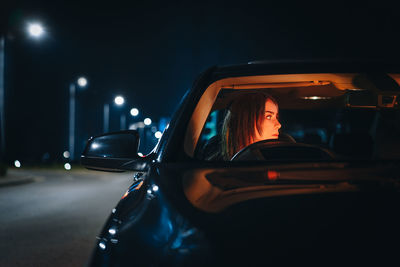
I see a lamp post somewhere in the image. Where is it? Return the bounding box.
[103,103,109,133]
[0,22,45,164]
[103,95,125,133]
[114,96,126,130]
[0,37,5,162]
[69,76,87,161]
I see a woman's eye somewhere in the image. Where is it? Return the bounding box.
[266,115,272,120]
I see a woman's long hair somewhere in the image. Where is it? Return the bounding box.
[221,92,278,160]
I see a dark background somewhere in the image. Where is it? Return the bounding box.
[1,0,399,163]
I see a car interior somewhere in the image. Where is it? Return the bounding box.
[183,73,400,162]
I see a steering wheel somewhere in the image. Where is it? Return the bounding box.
[231,137,335,161]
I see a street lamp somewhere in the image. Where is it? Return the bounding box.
[104,95,126,133]
[77,77,88,87]
[114,96,124,105]
[27,23,45,38]
[115,96,126,130]
[130,108,139,117]
[0,37,5,162]
[155,131,162,139]
[144,118,152,126]
[1,20,46,165]
[69,76,88,161]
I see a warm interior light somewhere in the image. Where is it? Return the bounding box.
[300,96,332,100]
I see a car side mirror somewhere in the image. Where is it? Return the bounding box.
[81,130,148,172]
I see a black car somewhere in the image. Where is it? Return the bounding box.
[82,60,400,266]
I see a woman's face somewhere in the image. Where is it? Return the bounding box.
[254,99,281,142]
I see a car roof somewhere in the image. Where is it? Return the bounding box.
[209,59,400,81]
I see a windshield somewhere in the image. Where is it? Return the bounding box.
[193,74,400,162]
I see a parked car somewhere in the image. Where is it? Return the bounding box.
[82,60,400,266]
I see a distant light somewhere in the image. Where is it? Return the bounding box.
[27,23,44,38]
[64,163,71,170]
[300,96,331,100]
[14,160,21,168]
[155,131,162,139]
[63,151,70,159]
[129,121,145,130]
[267,170,279,181]
[77,77,88,87]
[114,96,125,106]
[144,118,152,125]
[130,108,139,116]
[138,152,144,157]
[147,189,152,194]
[108,228,117,235]
[99,242,106,250]
[152,185,159,192]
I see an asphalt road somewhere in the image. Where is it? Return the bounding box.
[0,168,133,267]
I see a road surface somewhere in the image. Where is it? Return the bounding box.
[0,168,133,267]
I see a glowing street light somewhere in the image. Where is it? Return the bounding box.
[144,118,152,126]
[27,23,45,38]
[155,131,162,139]
[69,76,88,161]
[63,151,70,159]
[114,96,125,106]
[77,77,88,87]
[130,108,139,116]
[1,20,46,165]
[104,95,126,133]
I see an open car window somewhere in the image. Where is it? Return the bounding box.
[185,73,400,162]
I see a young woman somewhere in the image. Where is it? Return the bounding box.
[222,92,281,160]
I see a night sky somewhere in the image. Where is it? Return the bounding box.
[1,0,399,163]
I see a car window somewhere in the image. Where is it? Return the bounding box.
[191,74,400,162]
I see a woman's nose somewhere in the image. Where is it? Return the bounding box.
[275,119,281,129]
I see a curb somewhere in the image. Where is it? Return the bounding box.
[0,176,36,188]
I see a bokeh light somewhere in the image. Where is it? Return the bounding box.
[144,118,152,125]
[114,96,125,106]
[130,108,139,116]
[14,160,21,168]
[27,23,44,38]
[63,151,70,158]
[64,163,71,170]
[155,131,162,139]
[77,77,88,87]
